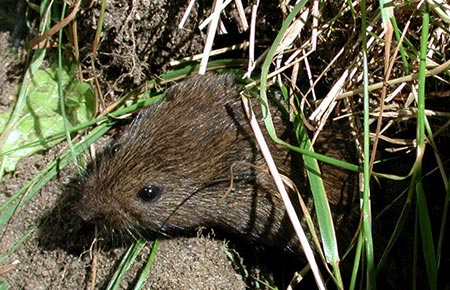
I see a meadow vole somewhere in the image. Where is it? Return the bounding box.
[74,73,417,288]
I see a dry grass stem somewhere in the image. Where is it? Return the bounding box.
[241,95,326,290]
[234,0,248,30]
[244,0,258,78]
[178,0,196,29]
[199,0,226,74]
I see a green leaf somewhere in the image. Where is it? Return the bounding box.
[0,112,8,133]
[0,63,95,173]
[0,281,9,290]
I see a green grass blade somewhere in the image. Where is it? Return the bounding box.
[0,227,36,264]
[296,119,342,285]
[57,1,79,168]
[106,239,147,290]
[416,181,437,289]
[416,3,437,289]
[133,239,160,290]
[361,0,376,288]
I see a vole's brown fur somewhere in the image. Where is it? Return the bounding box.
[75,74,416,288]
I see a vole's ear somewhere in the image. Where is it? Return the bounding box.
[137,182,163,202]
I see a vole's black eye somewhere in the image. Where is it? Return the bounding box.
[110,143,121,154]
[105,142,122,158]
[137,183,162,202]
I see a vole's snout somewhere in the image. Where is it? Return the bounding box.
[77,206,129,230]
[75,192,123,230]
[75,198,104,224]
[79,213,105,227]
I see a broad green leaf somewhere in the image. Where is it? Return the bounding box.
[0,112,8,133]
[0,281,9,290]
[0,63,95,172]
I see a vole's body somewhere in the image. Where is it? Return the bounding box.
[77,74,345,253]
[76,74,394,287]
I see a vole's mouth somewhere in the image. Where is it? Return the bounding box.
[76,206,97,222]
